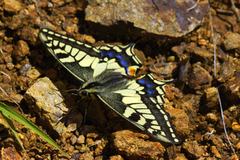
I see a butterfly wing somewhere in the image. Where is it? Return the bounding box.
[96,73,181,144]
[39,29,142,82]
[97,44,142,77]
[39,28,102,83]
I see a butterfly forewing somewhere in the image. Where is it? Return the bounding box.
[39,28,181,144]
[39,28,102,82]
[97,44,142,77]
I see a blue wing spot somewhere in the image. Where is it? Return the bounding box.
[146,89,155,96]
[116,54,123,59]
[146,83,154,88]
[137,78,147,84]
[107,51,115,58]
[101,51,107,58]
[120,59,128,67]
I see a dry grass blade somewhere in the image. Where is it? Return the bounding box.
[207,0,237,156]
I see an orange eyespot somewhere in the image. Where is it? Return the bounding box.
[127,66,136,76]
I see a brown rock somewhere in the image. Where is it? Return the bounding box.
[206,113,218,123]
[0,83,23,103]
[186,43,213,61]
[210,146,222,159]
[9,8,38,30]
[174,153,188,160]
[26,68,41,80]
[235,141,240,150]
[217,57,236,83]
[149,62,178,79]
[202,87,219,109]
[24,77,69,136]
[17,27,38,46]
[219,72,240,103]
[167,107,190,139]
[109,155,124,160]
[85,0,208,37]
[79,152,94,160]
[76,135,85,144]
[3,0,23,14]
[188,62,212,90]
[112,130,165,160]
[182,140,205,158]
[232,122,240,132]
[13,40,29,61]
[224,32,240,50]
[1,147,22,160]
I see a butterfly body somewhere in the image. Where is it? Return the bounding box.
[39,28,181,144]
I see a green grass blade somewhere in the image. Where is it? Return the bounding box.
[0,102,69,158]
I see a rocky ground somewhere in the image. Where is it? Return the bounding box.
[0,0,240,159]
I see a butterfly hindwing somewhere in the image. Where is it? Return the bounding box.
[96,73,181,144]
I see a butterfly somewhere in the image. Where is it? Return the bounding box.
[39,28,181,144]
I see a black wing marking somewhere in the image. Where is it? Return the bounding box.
[96,73,181,144]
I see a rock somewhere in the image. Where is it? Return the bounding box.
[76,135,85,144]
[24,77,69,136]
[232,122,240,132]
[26,68,41,80]
[186,42,213,61]
[9,7,38,30]
[79,152,94,160]
[149,62,177,79]
[85,0,208,37]
[166,107,190,139]
[182,140,205,158]
[1,147,22,159]
[202,87,219,109]
[235,141,240,150]
[210,146,222,159]
[112,130,165,159]
[17,27,38,46]
[206,113,218,123]
[12,40,29,61]
[217,57,236,83]
[171,42,187,59]
[188,62,212,90]
[0,83,24,103]
[219,72,240,103]
[3,0,23,14]
[174,153,188,160]
[109,155,124,160]
[224,32,240,50]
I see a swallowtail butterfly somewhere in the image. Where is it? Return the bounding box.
[39,28,181,144]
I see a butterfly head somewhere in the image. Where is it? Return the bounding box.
[78,81,101,98]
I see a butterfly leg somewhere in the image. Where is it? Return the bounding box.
[82,99,92,125]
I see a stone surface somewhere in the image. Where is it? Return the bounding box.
[1,147,22,160]
[224,32,240,50]
[3,0,23,14]
[182,140,205,158]
[85,0,208,37]
[24,77,70,136]
[112,130,165,159]
[188,62,212,90]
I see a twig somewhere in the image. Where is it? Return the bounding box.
[230,0,240,22]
